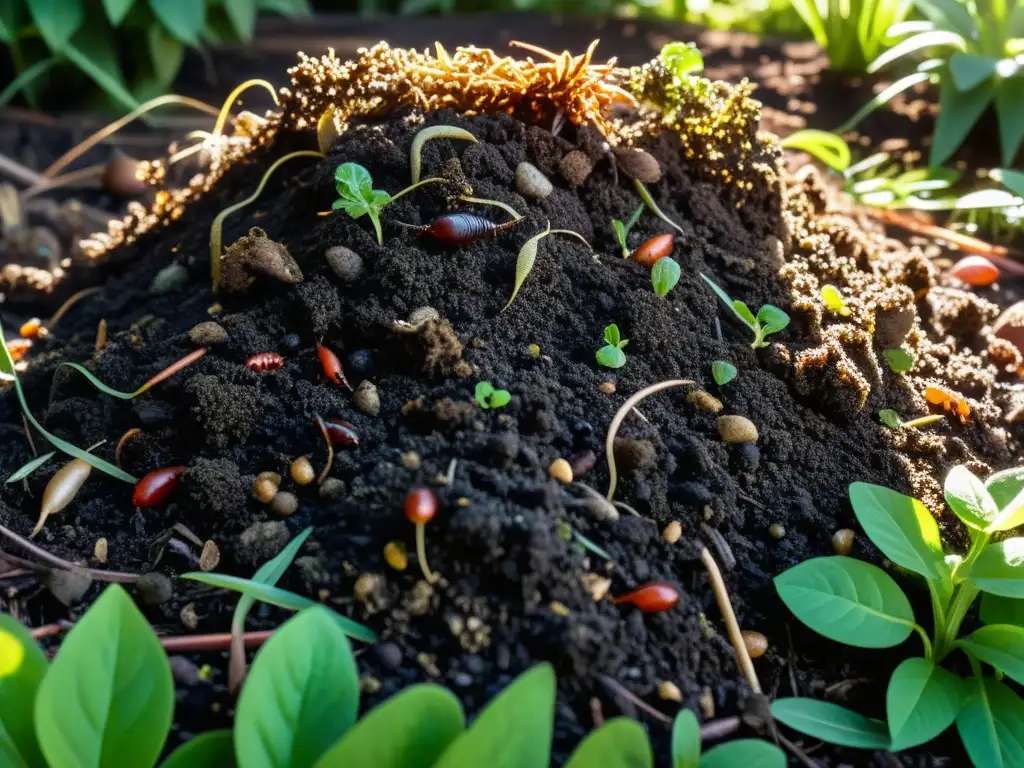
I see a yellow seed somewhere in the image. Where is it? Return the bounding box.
[384,541,408,571]
[686,389,723,413]
[742,630,769,659]
[550,601,570,616]
[717,415,758,444]
[252,472,280,504]
[199,540,220,571]
[35,458,92,538]
[401,451,421,469]
[93,537,108,563]
[549,458,573,484]
[529,343,541,358]
[663,521,682,544]
[657,681,682,702]
[768,523,786,540]
[832,528,855,556]
[291,456,315,485]
[457,496,470,507]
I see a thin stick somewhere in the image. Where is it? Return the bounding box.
[136,347,206,394]
[114,428,141,468]
[605,379,693,501]
[315,416,335,484]
[873,209,1024,271]
[21,163,105,199]
[161,629,273,653]
[46,286,102,330]
[95,319,107,351]
[21,414,37,456]
[596,674,673,725]
[0,523,138,582]
[460,195,523,221]
[700,716,742,742]
[635,179,686,237]
[700,523,736,571]
[700,546,761,694]
[0,151,46,187]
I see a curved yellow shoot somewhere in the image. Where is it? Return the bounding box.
[410,125,477,184]
[460,195,522,221]
[317,105,338,156]
[210,79,279,142]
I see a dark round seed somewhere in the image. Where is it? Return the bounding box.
[347,349,376,380]
[280,333,301,353]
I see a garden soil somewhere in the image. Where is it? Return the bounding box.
[1,74,1022,766]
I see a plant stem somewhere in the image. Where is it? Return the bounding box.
[389,177,445,204]
[912,623,934,661]
[369,210,384,245]
[415,523,437,583]
[934,581,980,662]
[634,179,685,237]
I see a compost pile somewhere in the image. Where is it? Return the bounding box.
[1,41,1021,765]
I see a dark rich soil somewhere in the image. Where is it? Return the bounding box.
[1,31,1023,768]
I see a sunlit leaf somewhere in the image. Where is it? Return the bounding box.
[956,678,1024,767]
[945,465,999,531]
[950,53,999,91]
[848,482,945,580]
[931,77,993,167]
[972,538,1024,597]
[867,30,967,74]
[781,129,851,172]
[564,717,652,768]
[958,624,1024,685]
[0,615,47,767]
[772,698,890,749]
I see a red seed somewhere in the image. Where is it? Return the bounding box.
[612,581,680,612]
[324,418,360,446]
[245,352,285,372]
[317,342,352,391]
[404,487,437,525]
[19,318,43,339]
[631,234,674,268]
[133,466,187,508]
[949,255,999,287]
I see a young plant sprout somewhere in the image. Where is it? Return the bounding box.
[6,452,56,484]
[409,125,477,184]
[700,273,790,349]
[884,347,914,374]
[595,324,628,369]
[404,488,439,584]
[612,581,680,612]
[879,409,945,430]
[711,360,737,386]
[474,381,511,409]
[820,284,851,316]
[504,223,590,310]
[634,179,685,237]
[651,256,681,296]
[612,204,645,258]
[317,342,353,391]
[333,162,393,245]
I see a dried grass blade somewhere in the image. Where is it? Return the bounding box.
[503,223,550,310]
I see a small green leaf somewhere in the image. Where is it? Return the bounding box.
[886,657,964,750]
[149,0,205,46]
[959,624,1024,685]
[434,664,555,768]
[335,163,373,201]
[604,324,621,346]
[28,0,84,51]
[652,257,681,296]
[756,305,790,336]
[883,348,914,373]
[489,390,511,409]
[35,585,174,768]
[972,538,1024,597]
[710,361,736,387]
[623,204,644,233]
[160,730,236,768]
[182,572,378,644]
[670,709,700,768]
[565,718,652,768]
[931,77,993,167]
[820,284,849,315]
[233,526,312,637]
[236,608,360,768]
[956,678,1024,767]
[475,381,496,408]
[771,698,890,749]
[596,345,627,369]
[984,476,1024,533]
[224,0,257,41]
[945,465,999,531]
[6,451,56,483]
[101,0,134,26]
[848,482,945,580]
[995,77,1024,166]
[660,42,704,78]
[504,224,551,310]
[949,53,999,92]
[981,594,1024,628]
[612,220,627,254]
[985,466,1024,513]
[701,274,754,332]
[573,531,613,562]
[145,24,185,94]
[0,615,47,768]
[59,362,142,399]
[700,740,786,767]
[774,556,915,647]
[780,130,852,172]
[314,685,464,768]
[879,409,902,429]
[868,30,967,75]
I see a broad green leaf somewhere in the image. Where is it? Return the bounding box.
[950,53,999,91]
[980,594,1024,627]
[0,615,47,768]
[334,199,368,218]
[883,348,914,373]
[35,585,173,768]
[660,42,704,78]
[160,730,236,768]
[181,572,377,644]
[671,709,700,768]
[314,685,464,768]
[234,526,311,635]
[596,345,626,369]
[334,163,372,201]
[605,324,621,346]
[6,452,55,483]
[848,482,944,580]
[931,78,993,167]
[944,466,999,531]
[146,24,185,92]
[774,556,915,647]
[972,538,1024,597]
[224,0,257,40]
[652,257,681,296]
[700,740,786,768]
[565,718,652,768]
[771,698,890,749]
[149,0,205,45]
[886,657,964,749]
[27,0,84,51]
[995,76,1024,162]
[0,57,61,107]
[236,608,360,768]
[256,0,312,13]
[780,129,851,172]
[434,664,555,768]
[101,0,134,26]
[959,625,1024,684]
[700,274,756,332]
[984,466,1024,532]
[867,30,968,74]
[756,305,790,335]
[710,361,736,386]
[956,678,1024,767]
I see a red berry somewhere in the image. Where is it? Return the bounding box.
[612,581,679,612]
[404,488,437,525]
[133,466,186,508]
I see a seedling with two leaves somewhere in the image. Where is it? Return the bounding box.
[612,205,645,258]
[773,464,1024,764]
[474,381,511,409]
[878,408,944,430]
[596,324,629,369]
[700,274,789,349]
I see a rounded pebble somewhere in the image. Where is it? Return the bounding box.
[558,150,593,186]
[687,389,723,413]
[136,572,173,606]
[280,333,301,353]
[252,472,280,504]
[663,521,682,544]
[742,630,769,659]
[657,681,682,702]
[347,349,376,380]
[319,477,346,500]
[354,380,381,416]
[408,306,440,326]
[768,523,786,540]
[717,415,758,444]
[832,528,855,556]
[324,246,363,282]
[93,537,108,563]
[733,443,761,473]
[270,491,299,517]
[45,570,92,607]
[376,642,403,669]
[515,162,553,199]
[199,540,221,571]
[549,458,573,484]
[599,381,616,395]
[150,263,189,295]
[180,603,199,629]
[384,541,408,571]
[188,321,229,346]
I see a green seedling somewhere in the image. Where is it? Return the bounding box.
[635,179,685,237]
[774,464,1024,761]
[879,409,944,430]
[672,709,785,767]
[596,324,628,369]
[884,347,914,374]
[474,381,511,410]
[612,204,645,258]
[700,274,790,349]
[651,257,681,297]
[60,347,207,400]
[820,284,851,316]
[333,162,394,245]
[781,129,851,172]
[788,0,911,72]
[6,452,56,484]
[711,360,737,387]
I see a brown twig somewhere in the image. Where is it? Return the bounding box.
[161,629,274,653]
[136,347,207,394]
[95,319,107,351]
[315,415,335,483]
[114,428,141,468]
[700,545,761,694]
[21,163,105,199]
[700,524,736,571]
[700,716,742,742]
[46,286,102,330]
[0,523,138,582]
[0,151,46,187]
[596,674,673,725]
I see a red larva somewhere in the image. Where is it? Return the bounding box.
[133,466,187,508]
[317,342,352,391]
[324,418,360,447]
[631,234,674,267]
[245,352,285,372]
[417,213,522,246]
[612,581,680,613]
[404,487,438,525]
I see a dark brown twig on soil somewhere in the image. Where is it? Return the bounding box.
[46,286,102,331]
[315,415,335,484]
[161,629,274,653]
[700,524,736,571]
[0,549,49,573]
[95,319,107,351]
[136,347,207,394]
[777,733,821,768]
[785,623,799,697]
[114,427,141,468]
[0,523,138,583]
[596,674,673,725]
[0,151,46,187]
[700,545,761,695]
[21,414,37,456]
[21,163,105,199]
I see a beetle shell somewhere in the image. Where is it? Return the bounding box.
[631,234,674,267]
[317,342,352,391]
[404,487,438,525]
[949,255,999,287]
[245,352,285,372]
[133,466,187,508]
[612,581,680,612]
[324,418,359,446]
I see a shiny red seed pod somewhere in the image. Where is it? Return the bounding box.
[133,466,187,508]
[612,581,680,613]
[631,234,674,268]
[323,418,359,446]
[404,487,437,525]
[245,352,285,372]
[317,342,352,391]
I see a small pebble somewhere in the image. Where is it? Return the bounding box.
[199,540,220,571]
[582,573,612,602]
[832,528,855,556]
[252,471,280,504]
[663,521,682,544]
[768,523,786,540]
[376,642,403,669]
[408,306,440,326]
[558,150,593,186]
[717,415,758,444]
[279,333,301,353]
[319,477,345,500]
[401,451,421,469]
[169,656,201,686]
[550,601,570,617]
[239,521,290,564]
[270,491,299,517]
[354,380,381,416]
[45,570,92,607]
[515,161,553,199]
[188,321,228,346]
[360,676,381,694]
[529,343,541,358]
[687,389,723,413]
[657,681,682,702]
[290,456,315,486]
[549,458,573,484]
[384,541,408,571]
[733,443,761,473]
[93,537,108,563]
[325,245,363,282]
[136,572,173,606]
[180,603,199,629]
[354,573,382,604]
[150,263,189,294]
[599,381,616,395]
[742,630,769,659]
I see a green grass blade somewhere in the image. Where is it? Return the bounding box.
[59,362,138,399]
[6,452,56,483]
[233,526,314,633]
[63,41,142,114]
[0,56,61,106]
